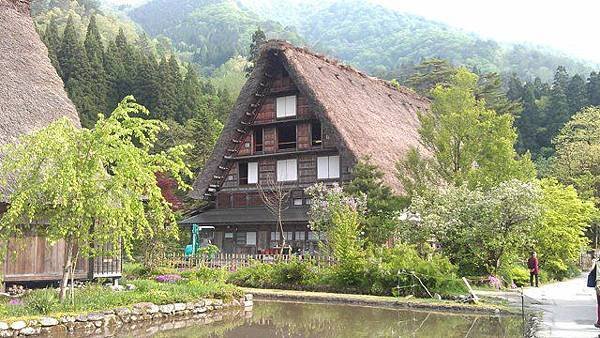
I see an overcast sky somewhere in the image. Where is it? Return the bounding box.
[107,0,599,63]
[376,0,599,63]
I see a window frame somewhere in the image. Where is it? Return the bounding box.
[317,155,340,180]
[253,127,263,153]
[276,158,298,182]
[276,95,297,119]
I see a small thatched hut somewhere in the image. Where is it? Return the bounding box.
[182,40,429,254]
[0,0,121,285]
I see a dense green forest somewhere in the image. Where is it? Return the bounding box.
[32,0,600,181]
[34,0,231,177]
[129,0,595,81]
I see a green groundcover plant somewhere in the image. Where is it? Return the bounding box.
[0,279,242,319]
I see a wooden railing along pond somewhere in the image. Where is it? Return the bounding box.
[159,253,337,271]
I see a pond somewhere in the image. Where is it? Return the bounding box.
[114,300,523,338]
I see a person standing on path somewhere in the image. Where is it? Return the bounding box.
[594,258,600,328]
[528,251,539,287]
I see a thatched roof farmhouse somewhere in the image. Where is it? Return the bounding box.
[0,0,119,285]
[184,40,429,254]
[0,0,80,201]
[191,40,429,199]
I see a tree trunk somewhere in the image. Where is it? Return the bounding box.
[59,239,74,301]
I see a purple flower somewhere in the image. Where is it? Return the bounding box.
[155,274,181,283]
[8,298,23,306]
[488,275,502,289]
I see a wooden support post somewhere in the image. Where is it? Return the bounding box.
[462,277,479,303]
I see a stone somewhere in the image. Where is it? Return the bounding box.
[87,313,105,322]
[103,314,119,326]
[40,325,67,336]
[93,321,103,328]
[39,317,59,327]
[433,293,442,300]
[173,303,187,312]
[9,321,26,330]
[244,294,253,301]
[0,323,7,330]
[134,302,159,314]
[186,302,196,310]
[194,300,205,308]
[159,304,174,314]
[204,299,213,306]
[213,299,224,306]
[110,285,125,292]
[0,329,11,338]
[193,307,208,314]
[125,284,136,291]
[75,314,88,322]
[243,300,253,308]
[20,327,37,336]
[115,307,131,317]
[59,316,76,324]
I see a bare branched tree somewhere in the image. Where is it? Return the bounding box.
[257,174,290,252]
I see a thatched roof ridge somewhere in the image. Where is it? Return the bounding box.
[190,40,429,198]
[0,0,80,201]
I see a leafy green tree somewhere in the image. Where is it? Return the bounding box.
[0,97,191,300]
[344,159,408,245]
[550,107,600,246]
[532,178,597,279]
[245,27,267,76]
[409,180,541,275]
[551,106,600,204]
[398,68,535,194]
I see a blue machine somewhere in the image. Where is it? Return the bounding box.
[184,224,215,256]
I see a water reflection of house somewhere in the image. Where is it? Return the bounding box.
[0,0,121,286]
[181,40,429,254]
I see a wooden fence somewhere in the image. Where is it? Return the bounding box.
[159,253,337,271]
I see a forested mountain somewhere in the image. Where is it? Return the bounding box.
[128,0,595,81]
[129,0,303,72]
[31,0,600,173]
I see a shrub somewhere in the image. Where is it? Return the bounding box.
[365,244,465,297]
[182,266,228,283]
[228,263,274,288]
[501,265,530,287]
[24,289,59,315]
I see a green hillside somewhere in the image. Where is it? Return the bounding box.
[129,0,302,72]
[129,0,595,81]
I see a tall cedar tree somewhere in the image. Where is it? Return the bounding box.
[587,72,600,106]
[155,56,180,120]
[344,160,408,245]
[43,18,62,77]
[58,15,83,84]
[81,15,108,126]
[245,27,266,76]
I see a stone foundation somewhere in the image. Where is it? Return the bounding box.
[0,294,253,337]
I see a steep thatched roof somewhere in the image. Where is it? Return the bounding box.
[190,40,429,199]
[0,0,80,201]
